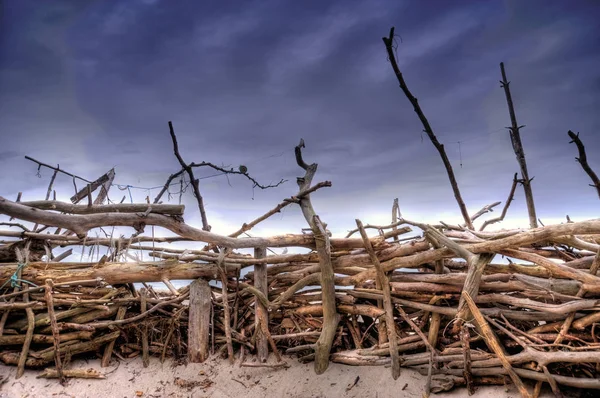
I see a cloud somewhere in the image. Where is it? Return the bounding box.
[0,0,598,237]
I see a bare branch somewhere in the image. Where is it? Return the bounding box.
[568,130,600,199]
[168,121,211,231]
[189,162,286,190]
[480,173,519,231]
[25,156,92,184]
[382,27,473,229]
[500,62,537,228]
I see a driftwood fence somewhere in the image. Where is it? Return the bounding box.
[1,27,599,397]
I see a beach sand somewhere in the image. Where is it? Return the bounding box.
[0,355,552,398]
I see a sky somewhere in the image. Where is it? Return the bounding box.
[0,0,599,245]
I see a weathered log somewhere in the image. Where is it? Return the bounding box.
[0,260,241,286]
[16,201,185,215]
[0,196,411,249]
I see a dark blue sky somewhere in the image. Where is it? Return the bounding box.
[1,0,598,236]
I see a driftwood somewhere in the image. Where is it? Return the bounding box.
[500,62,538,229]
[568,130,600,199]
[382,27,473,229]
[0,34,599,396]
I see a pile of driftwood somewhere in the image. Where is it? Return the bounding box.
[1,27,599,397]
[1,162,599,396]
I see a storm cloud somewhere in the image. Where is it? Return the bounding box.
[1,0,598,238]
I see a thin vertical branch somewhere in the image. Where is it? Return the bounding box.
[140,288,149,368]
[461,324,474,395]
[500,62,538,228]
[382,27,473,229]
[356,219,400,380]
[16,245,34,380]
[391,198,400,243]
[480,173,519,231]
[217,248,235,364]
[44,279,65,385]
[254,247,269,362]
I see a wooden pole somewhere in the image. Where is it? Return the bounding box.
[254,247,269,362]
[140,288,149,368]
[188,278,211,363]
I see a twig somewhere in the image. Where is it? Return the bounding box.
[480,174,519,230]
[465,202,501,227]
[240,362,290,369]
[140,288,149,368]
[541,365,563,398]
[225,181,331,240]
[153,169,185,204]
[189,161,286,190]
[25,156,92,184]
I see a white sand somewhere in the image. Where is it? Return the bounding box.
[0,356,547,398]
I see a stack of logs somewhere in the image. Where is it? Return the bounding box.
[1,193,599,395]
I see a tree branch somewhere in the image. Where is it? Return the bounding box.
[382,27,473,229]
[500,62,537,228]
[168,121,211,230]
[568,130,600,199]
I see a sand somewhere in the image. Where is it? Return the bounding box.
[0,355,550,398]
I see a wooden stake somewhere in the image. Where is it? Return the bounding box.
[140,288,149,368]
[254,247,269,362]
[101,305,127,367]
[188,278,211,363]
